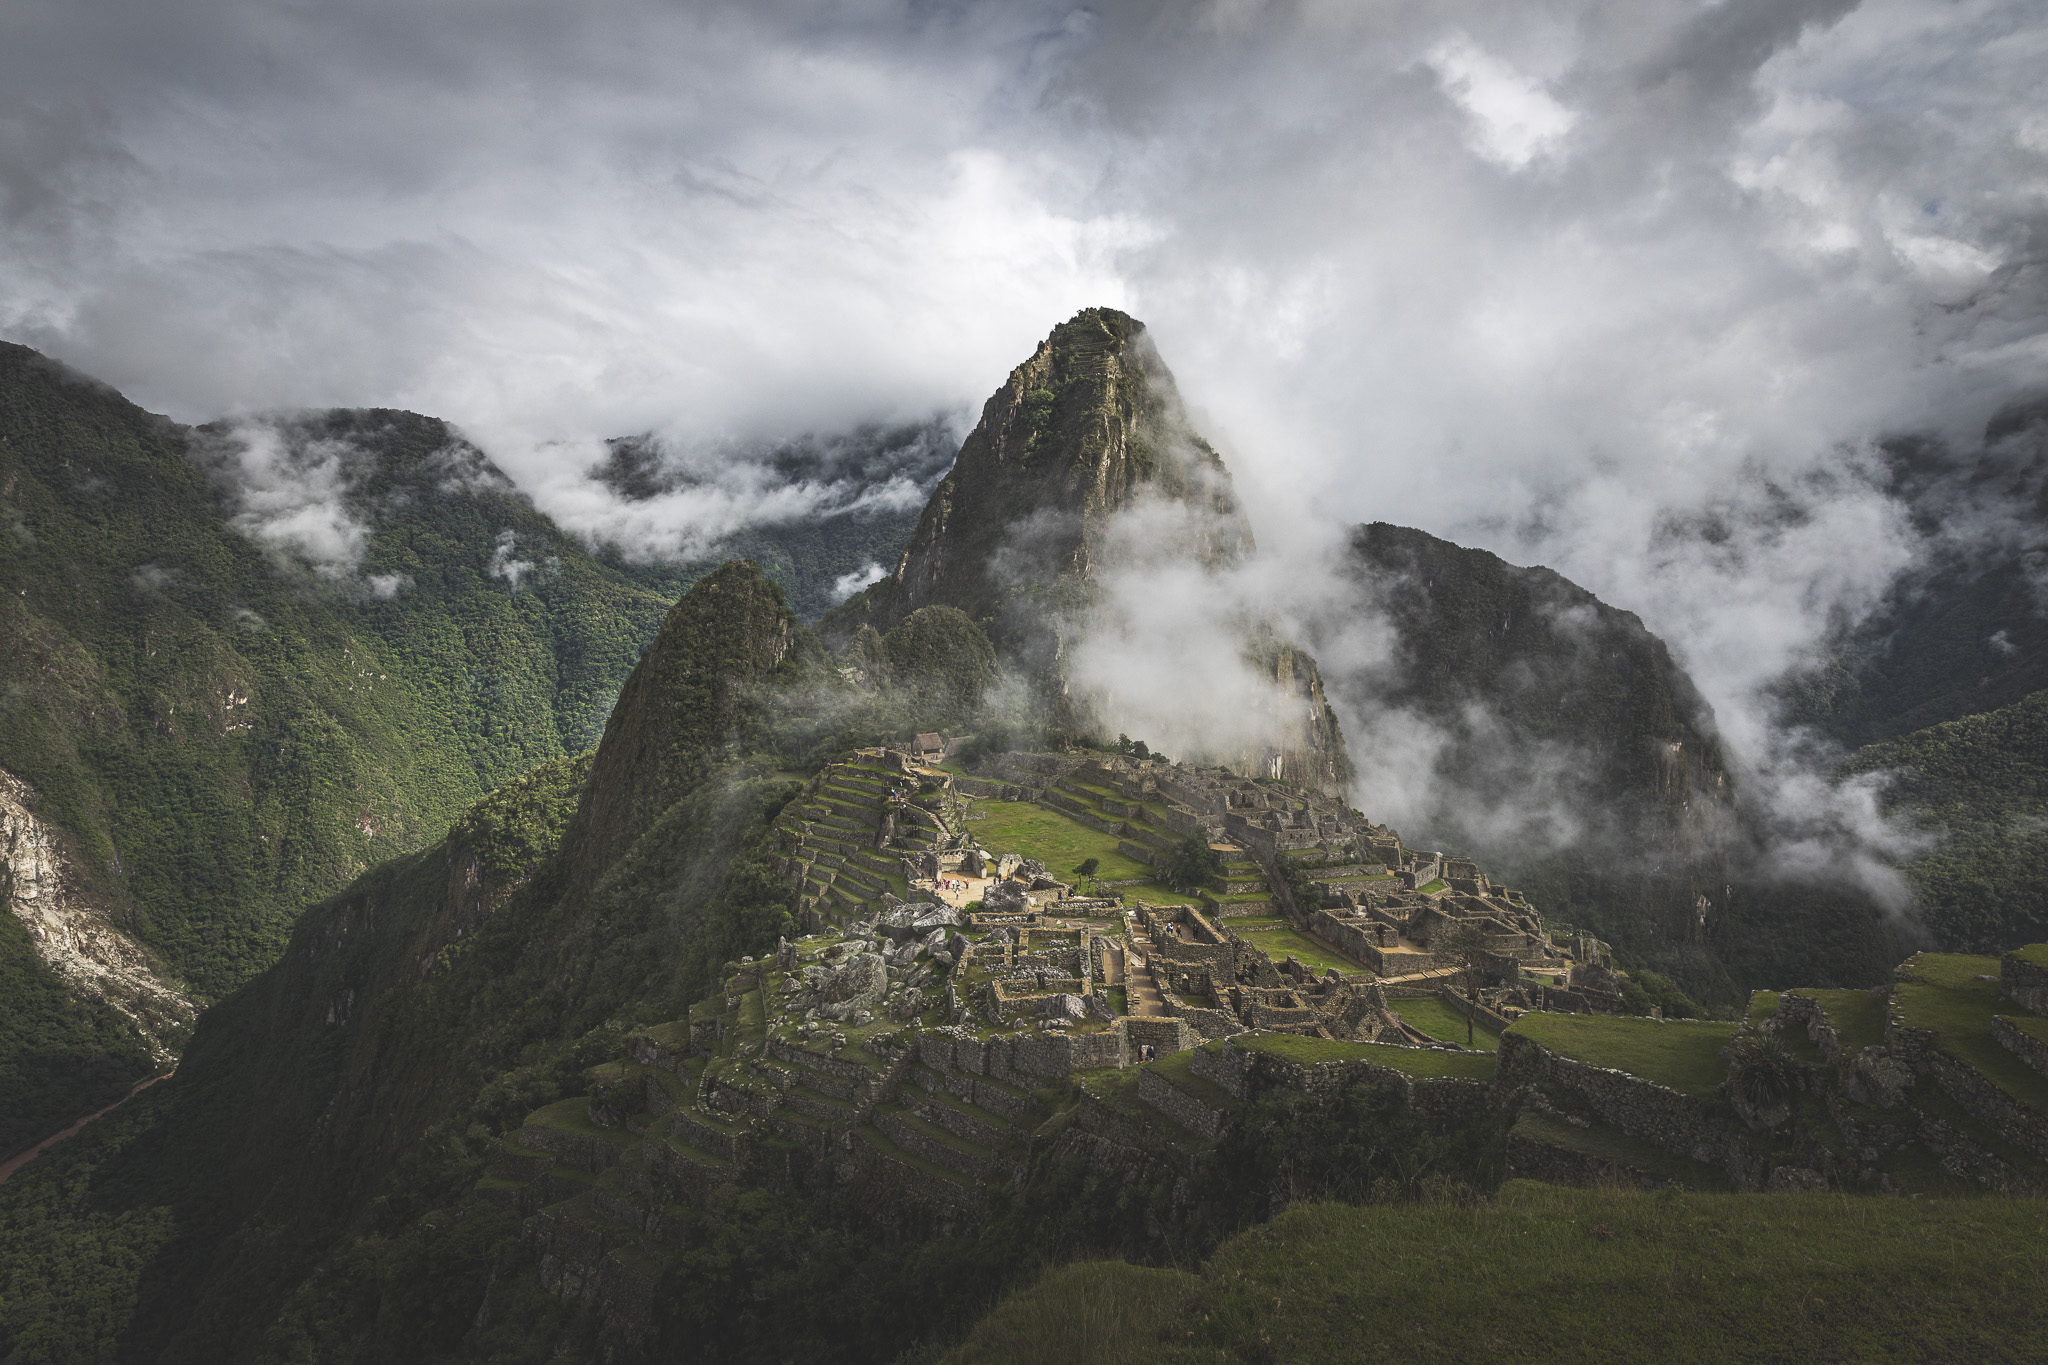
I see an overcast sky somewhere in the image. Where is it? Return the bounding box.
[5,0,2046,754]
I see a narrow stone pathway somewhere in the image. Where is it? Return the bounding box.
[1123,928,1167,1017]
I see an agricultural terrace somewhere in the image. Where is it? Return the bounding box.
[1786,988,1887,1055]
[1391,996,1502,1051]
[1229,1033,1499,1082]
[1226,919,1370,976]
[1895,953,2048,1114]
[1506,1014,1736,1097]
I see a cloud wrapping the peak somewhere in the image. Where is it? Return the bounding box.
[192,420,374,582]
[3,0,2046,885]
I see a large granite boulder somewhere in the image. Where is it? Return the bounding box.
[983,880,1029,914]
[815,952,889,1020]
[913,904,961,932]
[1041,992,1087,1021]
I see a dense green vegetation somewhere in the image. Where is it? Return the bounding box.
[945,1184,2048,1364]
[1159,834,1223,894]
[1341,522,1911,1009]
[0,358,685,997]
[0,345,940,1154]
[1842,689,2048,952]
[0,562,1020,1362]
[0,1094,180,1364]
[0,911,158,1158]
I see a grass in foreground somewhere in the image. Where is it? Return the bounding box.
[942,1184,2048,1365]
[1508,1013,1735,1097]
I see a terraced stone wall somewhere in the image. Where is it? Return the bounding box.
[1235,1046,1495,1127]
[1993,1017,2048,1084]
[2004,950,2048,1015]
[1494,1032,1739,1178]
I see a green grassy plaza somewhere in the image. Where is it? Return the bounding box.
[965,800,1157,882]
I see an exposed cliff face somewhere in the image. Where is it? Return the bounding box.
[883,307,1251,640]
[826,308,1350,794]
[1340,522,1735,853]
[0,768,194,1065]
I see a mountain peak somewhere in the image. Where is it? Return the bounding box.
[837,307,1251,655]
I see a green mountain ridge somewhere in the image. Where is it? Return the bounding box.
[0,345,912,1156]
[1840,687,2048,952]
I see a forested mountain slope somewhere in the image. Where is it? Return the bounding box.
[0,561,1011,1362]
[1333,523,1903,1006]
[1842,688,2048,952]
[0,345,893,1153]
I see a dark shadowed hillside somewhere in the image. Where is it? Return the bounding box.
[1333,523,1902,1004]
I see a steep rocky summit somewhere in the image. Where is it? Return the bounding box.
[827,307,1349,793]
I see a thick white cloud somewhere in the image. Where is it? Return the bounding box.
[4,0,2046,863]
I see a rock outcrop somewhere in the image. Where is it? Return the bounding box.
[0,768,193,1064]
[825,307,1351,794]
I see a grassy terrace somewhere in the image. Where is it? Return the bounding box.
[968,800,1155,881]
[946,1185,2048,1365]
[1234,924,1366,976]
[1791,987,1888,1054]
[1509,1110,1729,1190]
[1394,996,1501,1051]
[1508,1014,1736,1097]
[1144,1048,1241,1112]
[1228,1034,1498,1081]
[523,1097,641,1150]
[1074,1068,1217,1155]
[1896,953,2048,1114]
[2012,944,2048,970]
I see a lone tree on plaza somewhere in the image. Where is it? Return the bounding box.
[1160,834,1223,895]
[1439,922,1493,1047]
